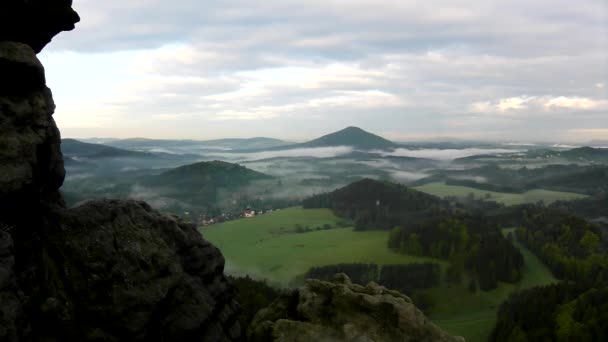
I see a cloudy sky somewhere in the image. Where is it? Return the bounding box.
[40,0,607,142]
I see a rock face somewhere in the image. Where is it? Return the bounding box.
[40,200,241,341]
[0,1,241,341]
[248,274,464,342]
[0,0,80,53]
[0,41,64,216]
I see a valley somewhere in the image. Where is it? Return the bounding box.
[59,126,608,342]
[203,208,559,342]
[6,1,605,340]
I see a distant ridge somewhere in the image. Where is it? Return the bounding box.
[238,127,397,152]
[106,137,289,151]
[61,138,158,159]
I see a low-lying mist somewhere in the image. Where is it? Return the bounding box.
[379,148,520,160]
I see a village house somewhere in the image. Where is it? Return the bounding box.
[200,217,216,226]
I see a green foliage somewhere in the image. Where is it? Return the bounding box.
[228,275,281,334]
[445,264,463,284]
[303,178,450,230]
[139,160,271,204]
[411,291,435,313]
[490,284,608,342]
[515,209,608,284]
[389,215,523,291]
[550,193,608,220]
[468,279,477,294]
[491,208,608,341]
[306,263,378,285]
[379,263,441,295]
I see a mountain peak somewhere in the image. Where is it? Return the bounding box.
[302,127,396,150]
[342,126,365,131]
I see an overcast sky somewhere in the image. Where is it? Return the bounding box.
[40,0,607,142]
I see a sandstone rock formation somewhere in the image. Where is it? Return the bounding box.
[0,1,241,341]
[248,274,464,342]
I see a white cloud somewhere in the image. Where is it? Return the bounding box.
[380,148,520,160]
[496,96,536,111]
[543,96,604,110]
[471,96,607,113]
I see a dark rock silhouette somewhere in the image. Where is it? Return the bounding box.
[0,0,80,53]
[0,1,240,341]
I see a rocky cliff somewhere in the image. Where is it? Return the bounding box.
[0,1,240,341]
[248,274,463,342]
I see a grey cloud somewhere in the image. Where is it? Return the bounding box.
[55,0,606,57]
[43,0,607,142]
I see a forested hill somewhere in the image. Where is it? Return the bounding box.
[303,178,450,230]
[490,209,608,341]
[141,160,271,189]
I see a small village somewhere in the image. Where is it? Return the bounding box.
[198,208,280,227]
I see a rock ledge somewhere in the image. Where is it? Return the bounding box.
[248,274,464,342]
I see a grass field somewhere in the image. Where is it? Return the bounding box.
[429,228,557,341]
[414,182,587,205]
[203,208,557,342]
[202,207,444,285]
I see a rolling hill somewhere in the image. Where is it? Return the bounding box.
[303,178,450,229]
[142,160,271,189]
[63,160,274,214]
[136,160,273,208]
[62,138,158,159]
[105,137,289,152]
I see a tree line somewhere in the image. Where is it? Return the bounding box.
[303,178,452,230]
[515,209,608,284]
[388,215,523,291]
[491,283,608,342]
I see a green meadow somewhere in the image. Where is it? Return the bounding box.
[202,207,443,285]
[202,208,557,342]
[414,182,587,205]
